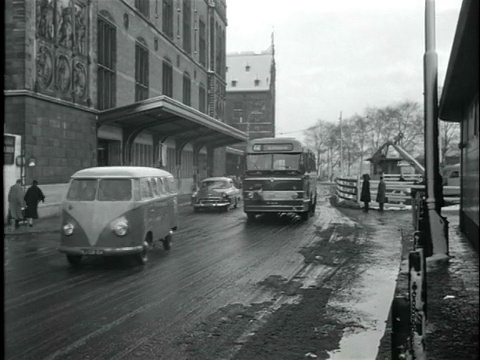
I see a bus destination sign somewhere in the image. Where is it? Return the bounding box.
[253,144,293,151]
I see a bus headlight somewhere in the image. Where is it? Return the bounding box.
[63,223,74,236]
[111,217,129,237]
[244,191,253,199]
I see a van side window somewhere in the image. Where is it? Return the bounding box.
[167,177,177,193]
[150,178,160,197]
[156,177,166,194]
[140,178,153,200]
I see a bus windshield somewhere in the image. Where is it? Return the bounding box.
[246,154,302,172]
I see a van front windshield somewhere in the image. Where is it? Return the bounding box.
[98,179,132,201]
[66,179,98,201]
[66,179,132,201]
[246,154,301,171]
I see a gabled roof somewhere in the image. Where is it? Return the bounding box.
[226,47,274,92]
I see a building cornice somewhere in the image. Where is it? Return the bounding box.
[4,90,99,114]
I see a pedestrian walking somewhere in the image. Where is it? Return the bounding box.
[360,174,371,212]
[376,176,387,211]
[24,180,45,227]
[8,179,25,228]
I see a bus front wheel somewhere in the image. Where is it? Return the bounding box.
[246,212,257,221]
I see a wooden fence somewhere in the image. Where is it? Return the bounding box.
[334,176,459,209]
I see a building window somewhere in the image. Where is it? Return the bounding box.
[162,60,173,97]
[97,16,117,110]
[199,84,206,113]
[245,64,250,72]
[162,0,173,39]
[183,72,191,106]
[182,0,192,54]
[231,80,237,87]
[254,79,260,86]
[199,19,206,67]
[135,0,149,17]
[135,41,149,101]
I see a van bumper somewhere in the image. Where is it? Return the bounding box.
[58,245,144,256]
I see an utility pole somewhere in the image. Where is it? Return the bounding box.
[424,0,449,256]
[339,111,343,177]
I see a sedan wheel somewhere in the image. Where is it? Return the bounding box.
[66,255,82,267]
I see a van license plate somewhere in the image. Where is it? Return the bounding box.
[81,249,104,255]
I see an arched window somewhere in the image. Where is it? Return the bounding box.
[135,38,149,101]
[97,11,117,110]
[135,0,149,17]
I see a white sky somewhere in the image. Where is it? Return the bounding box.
[226,0,463,139]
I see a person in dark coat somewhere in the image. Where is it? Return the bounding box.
[24,180,45,227]
[376,176,387,211]
[360,174,371,212]
[8,179,25,228]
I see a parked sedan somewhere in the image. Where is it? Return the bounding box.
[191,177,241,212]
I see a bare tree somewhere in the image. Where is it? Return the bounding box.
[439,121,460,165]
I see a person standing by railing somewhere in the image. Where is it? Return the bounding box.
[360,174,371,212]
[376,176,387,211]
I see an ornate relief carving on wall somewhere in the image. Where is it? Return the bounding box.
[35,0,89,104]
[36,46,54,89]
[56,55,71,92]
[73,62,86,98]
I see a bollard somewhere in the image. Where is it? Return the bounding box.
[409,251,426,359]
[391,296,411,359]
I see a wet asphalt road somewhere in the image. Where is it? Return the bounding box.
[4,187,333,360]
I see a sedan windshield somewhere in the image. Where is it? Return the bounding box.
[246,154,301,171]
[201,180,229,190]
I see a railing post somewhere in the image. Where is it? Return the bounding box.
[391,296,411,359]
[409,250,427,359]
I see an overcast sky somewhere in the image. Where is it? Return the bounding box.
[226,0,463,139]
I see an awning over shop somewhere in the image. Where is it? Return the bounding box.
[98,96,248,165]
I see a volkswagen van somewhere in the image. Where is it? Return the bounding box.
[58,167,178,267]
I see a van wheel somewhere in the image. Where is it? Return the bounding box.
[222,205,230,212]
[246,212,256,221]
[162,234,172,251]
[234,198,238,208]
[134,242,148,265]
[66,255,82,267]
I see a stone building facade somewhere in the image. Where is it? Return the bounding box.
[224,42,276,175]
[4,0,244,190]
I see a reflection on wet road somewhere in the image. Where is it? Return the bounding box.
[5,187,334,359]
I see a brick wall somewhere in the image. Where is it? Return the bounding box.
[5,0,26,90]
[22,96,97,184]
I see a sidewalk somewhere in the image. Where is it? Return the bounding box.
[376,208,479,359]
[4,193,193,236]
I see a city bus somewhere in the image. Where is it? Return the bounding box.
[243,137,317,221]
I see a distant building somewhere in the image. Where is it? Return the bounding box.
[438,0,478,247]
[4,0,246,192]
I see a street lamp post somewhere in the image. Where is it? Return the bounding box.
[339,111,343,177]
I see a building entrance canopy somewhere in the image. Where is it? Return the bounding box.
[98,96,248,165]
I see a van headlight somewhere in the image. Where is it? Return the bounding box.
[244,191,253,199]
[222,192,229,198]
[63,223,74,236]
[111,217,129,237]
